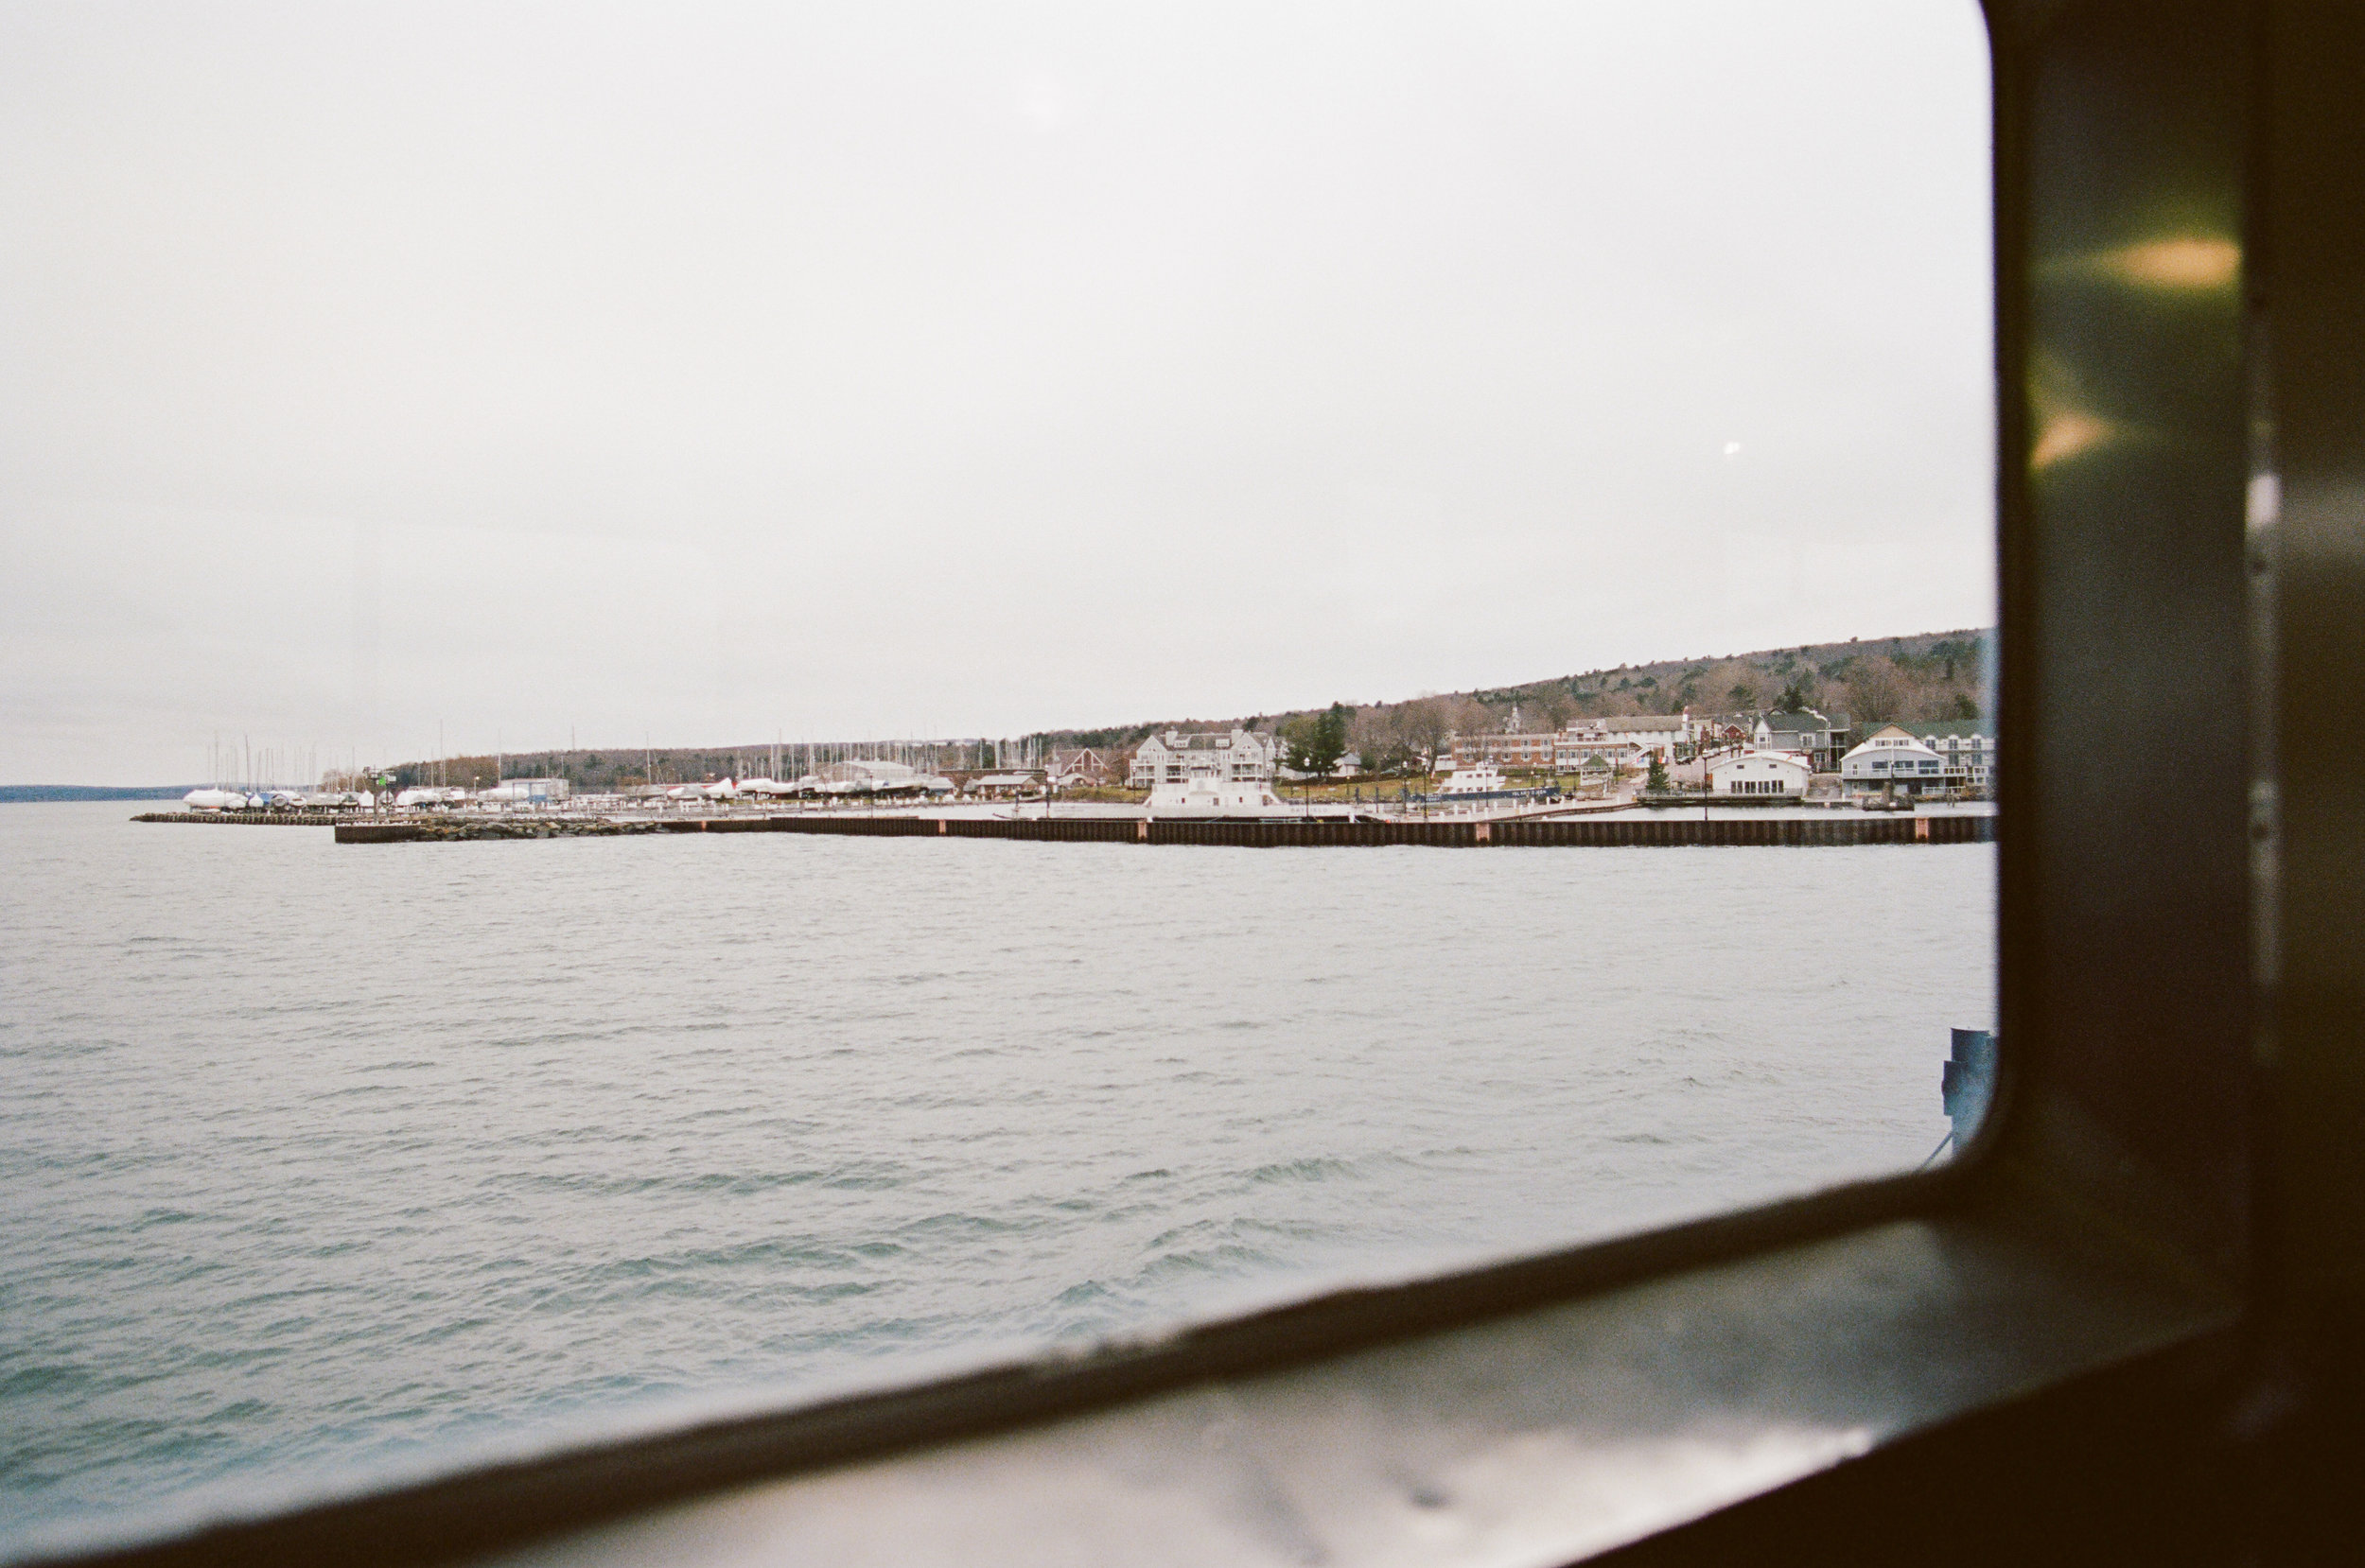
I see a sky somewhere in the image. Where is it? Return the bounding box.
[0,1,1992,784]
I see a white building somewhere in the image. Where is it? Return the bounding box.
[1556,714,1691,767]
[1128,728,1279,789]
[1839,725,1951,794]
[1914,720,1996,791]
[1708,750,1813,797]
[1554,736,1644,773]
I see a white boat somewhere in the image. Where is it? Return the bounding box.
[1145,766,1301,817]
[182,789,245,811]
[1436,763,1510,796]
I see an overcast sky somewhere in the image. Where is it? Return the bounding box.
[1,1,1990,783]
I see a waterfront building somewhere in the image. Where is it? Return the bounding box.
[1708,750,1813,797]
[1450,730,1560,770]
[1553,734,1645,773]
[1751,708,1852,772]
[1839,725,1951,794]
[1128,728,1279,789]
[1913,719,1996,791]
[1556,714,1692,766]
[1048,748,1112,789]
[965,772,1042,797]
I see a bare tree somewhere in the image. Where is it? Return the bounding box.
[1445,694,1496,735]
[1349,706,1417,776]
[1845,657,1908,726]
[1531,688,1574,732]
[1395,696,1454,784]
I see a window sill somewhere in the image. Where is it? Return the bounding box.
[47,1181,2225,1568]
[26,1097,2238,1568]
[462,1209,2223,1568]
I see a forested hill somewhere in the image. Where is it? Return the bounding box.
[370,628,1993,792]
[1051,628,1995,760]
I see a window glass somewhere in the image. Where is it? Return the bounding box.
[0,0,1993,1548]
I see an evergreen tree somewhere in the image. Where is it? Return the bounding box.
[1284,704,1351,780]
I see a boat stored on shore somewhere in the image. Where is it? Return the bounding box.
[1145,775,1289,818]
[1435,762,1509,796]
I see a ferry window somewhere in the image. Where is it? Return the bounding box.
[0,0,1992,1551]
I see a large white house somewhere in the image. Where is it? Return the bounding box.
[1914,719,1996,791]
[1708,750,1813,797]
[1128,728,1279,789]
[1840,725,1951,794]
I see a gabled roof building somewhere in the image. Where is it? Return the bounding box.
[1911,717,1996,790]
[1839,724,1952,794]
[1127,729,1280,789]
[1750,708,1852,772]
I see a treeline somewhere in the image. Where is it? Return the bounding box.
[1042,627,1995,774]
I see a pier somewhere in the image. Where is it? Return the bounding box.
[331,812,1993,848]
[133,811,339,828]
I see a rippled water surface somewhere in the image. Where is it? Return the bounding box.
[0,803,1994,1548]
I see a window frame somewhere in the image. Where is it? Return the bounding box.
[39,3,2350,1564]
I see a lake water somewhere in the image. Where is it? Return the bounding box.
[0,803,1993,1553]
